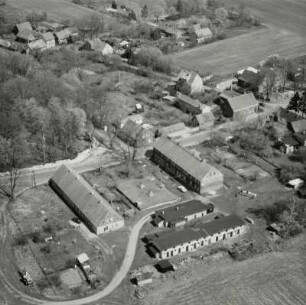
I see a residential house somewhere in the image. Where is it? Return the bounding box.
[66,27,79,42]
[280,135,300,154]
[176,92,205,115]
[155,260,175,273]
[119,114,143,128]
[54,29,71,44]
[175,69,203,94]
[152,137,224,194]
[13,22,33,35]
[80,38,113,55]
[191,108,214,130]
[16,29,36,43]
[159,122,186,137]
[147,214,246,259]
[41,32,56,49]
[134,273,153,286]
[156,26,183,39]
[294,132,306,146]
[28,39,47,52]
[291,119,306,134]
[49,165,124,235]
[277,107,304,127]
[190,24,213,44]
[216,92,258,120]
[237,69,261,89]
[118,119,154,147]
[40,21,64,32]
[152,200,214,228]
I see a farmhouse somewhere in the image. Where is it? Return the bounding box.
[13,22,33,35]
[118,119,154,147]
[80,38,114,55]
[28,39,47,52]
[41,32,56,49]
[291,119,306,134]
[54,29,71,44]
[119,114,143,128]
[16,29,36,43]
[217,92,258,120]
[152,137,223,193]
[152,200,214,228]
[190,25,213,44]
[49,165,124,235]
[147,214,246,259]
[176,92,205,115]
[237,69,261,89]
[191,111,214,130]
[280,135,300,154]
[175,69,203,94]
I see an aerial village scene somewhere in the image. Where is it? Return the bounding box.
[0,0,305,304]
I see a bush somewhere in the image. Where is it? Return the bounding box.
[30,231,42,243]
[14,234,28,246]
[50,274,61,287]
[133,80,154,94]
[40,244,51,254]
[42,224,54,235]
[0,0,6,6]
[37,278,49,290]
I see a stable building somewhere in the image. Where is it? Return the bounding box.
[49,165,124,235]
[152,200,214,228]
[152,137,223,194]
[147,214,247,259]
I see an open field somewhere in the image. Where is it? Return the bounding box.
[171,0,306,75]
[143,234,306,305]
[7,0,96,22]
[171,26,306,75]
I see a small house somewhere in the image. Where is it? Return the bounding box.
[16,29,36,43]
[190,24,212,44]
[13,22,33,35]
[40,21,64,32]
[175,69,203,94]
[80,38,113,55]
[294,132,306,146]
[155,260,175,273]
[216,92,258,120]
[135,272,153,286]
[287,178,304,190]
[41,32,56,49]
[176,92,205,115]
[280,136,300,154]
[76,253,90,266]
[28,39,47,52]
[120,114,143,128]
[290,119,306,134]
[191,110,214,130]
[54,29,71,44]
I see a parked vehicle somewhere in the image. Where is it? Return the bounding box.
[177,185,187,193]
[238,189,257,199]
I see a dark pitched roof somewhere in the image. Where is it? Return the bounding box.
[154,137,217,181]
[155,259,174,272]
[294,132,306,144]
[282,135,299,146]
[120,119,153,141]
[291,119,306,133]
[200,214,245,235]
[237,70,259,84]
[278,107,303,123]
[49,165,123,228]
[177,92,202,108]
[226,93,258,112]
[155,200,211,224]
[15,22,33,33]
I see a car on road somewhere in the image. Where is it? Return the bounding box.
[177,185,187,193]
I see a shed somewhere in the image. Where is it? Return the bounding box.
[135,272,153,286]
[155,260,174,273]
[76,253,89,265]
[288,178,304,190]
[13,22,33,35]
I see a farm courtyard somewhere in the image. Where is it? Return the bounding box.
[171,0,306,75]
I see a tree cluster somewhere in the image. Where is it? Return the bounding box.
[287,91,306,116]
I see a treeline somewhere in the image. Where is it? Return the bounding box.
[0,51,88,170]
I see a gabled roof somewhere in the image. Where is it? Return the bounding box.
[291,119,306,133]
[16,29,36,41]
[160,122,186,135]
[50,165,123,228]
[237,69,260,84]
[15,22,33,33]
[28,39,46,50]
[294,132,306,144]
[282,135,299,146]
[55,28,71,40]
[85,38,110,52]
[200,214,245,235]
[227,93,258,112]
[120,119,153,141]
[192,25,212,38]
[41,32,55,41]
[155,200,211,224]
[278,107,303,123]
[194,112,214,125]
[154,137,217,181]
[177,92,202,108]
